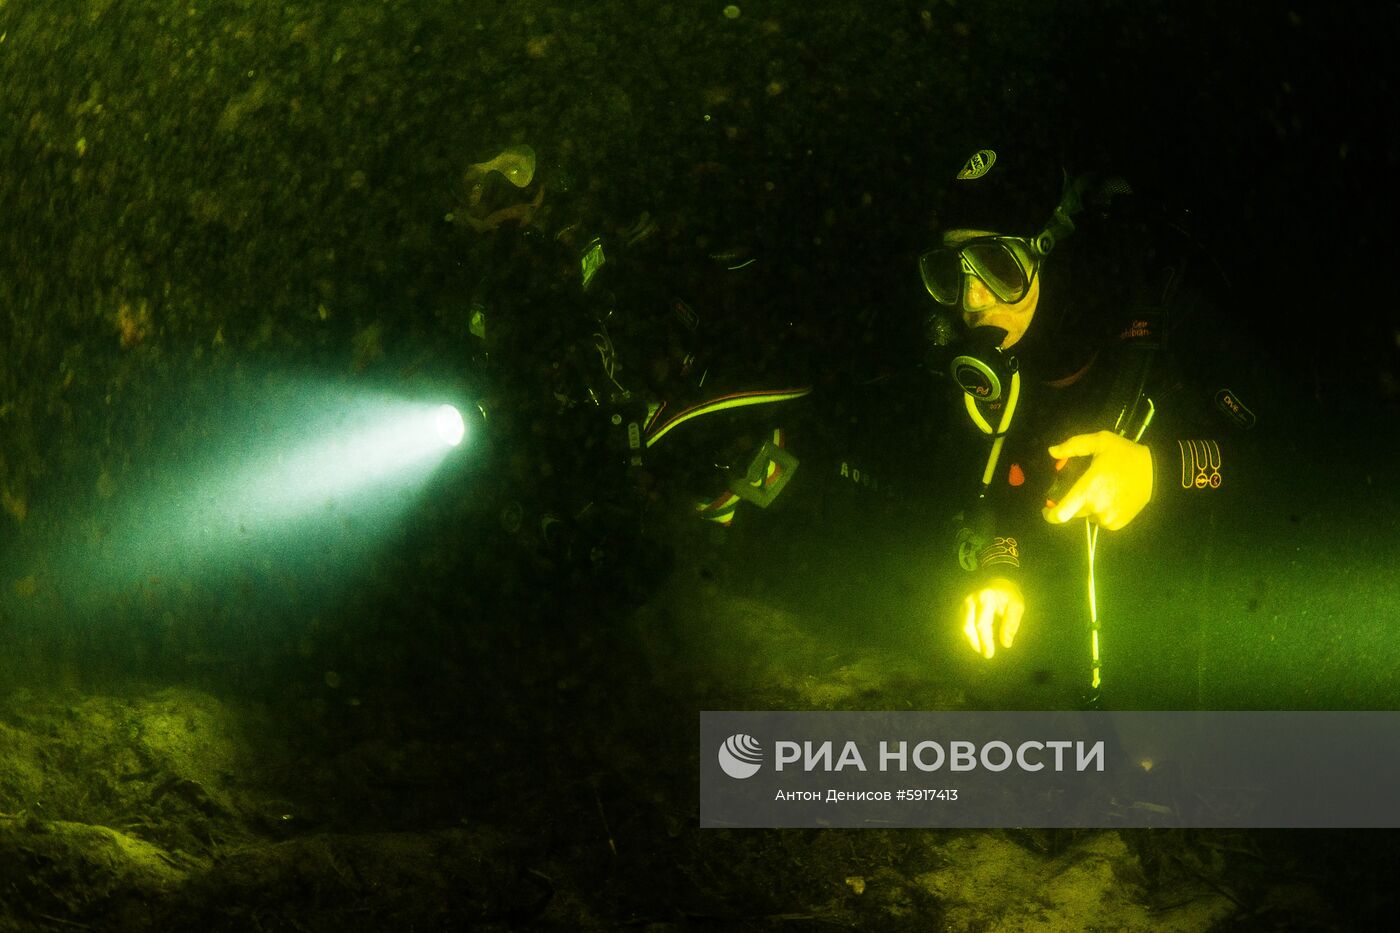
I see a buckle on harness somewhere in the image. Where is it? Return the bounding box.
[728,438,798,508]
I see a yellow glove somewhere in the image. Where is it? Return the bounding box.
[961,577,1024,659]
[1042,431,1153,530]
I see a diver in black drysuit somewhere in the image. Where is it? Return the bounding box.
[651,142,1262,700]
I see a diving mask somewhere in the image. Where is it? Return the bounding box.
[919,236,1042,307]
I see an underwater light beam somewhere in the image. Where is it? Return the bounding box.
[42,388,477,609]
[227,399,469,523]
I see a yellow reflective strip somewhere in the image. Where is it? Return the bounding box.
[1002,370,1021,428]
[646,388,811,447]
[697,491,738,513]
[964,392,993,434]
[981,436,1005,486]
[1131,398,1155,442]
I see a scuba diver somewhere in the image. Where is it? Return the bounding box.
[918,142,1257,698]
[453,134,1256,689]
[448,143,804,598]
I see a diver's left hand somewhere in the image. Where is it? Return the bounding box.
[1042,431,1153,530]
[961,577,1025,660]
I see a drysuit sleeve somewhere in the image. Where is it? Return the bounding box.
[1131,308,1260,520]
[953,497,1026,583]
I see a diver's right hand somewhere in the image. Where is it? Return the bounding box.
[961,577,1025,659]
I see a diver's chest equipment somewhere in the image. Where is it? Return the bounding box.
[949,325,1017,402]
[958,350,1022,499]
[927,319,1022,496]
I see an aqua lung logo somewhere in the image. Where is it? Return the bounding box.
[837,461,880,491]
[956,149,997,180]
[718,734,764,779]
